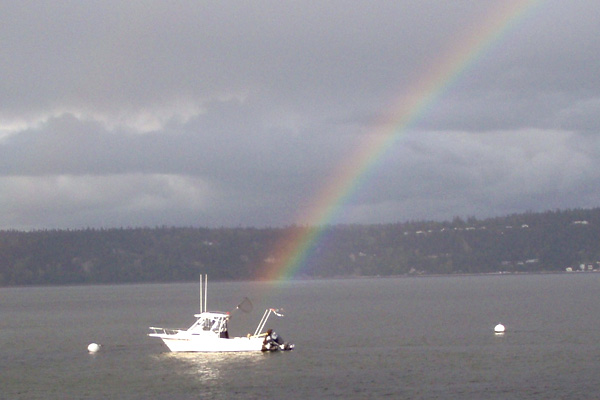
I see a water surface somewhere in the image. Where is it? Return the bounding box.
[2,273,599,399]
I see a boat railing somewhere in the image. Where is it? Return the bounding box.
[253,308,275,336]
[149,326,182,336]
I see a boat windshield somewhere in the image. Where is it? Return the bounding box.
[189,313,228,335]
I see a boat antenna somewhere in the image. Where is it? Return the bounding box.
[199,274,208,313]
[204,274,208,313]
[199,274,209,313]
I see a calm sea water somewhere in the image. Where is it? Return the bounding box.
[2,273,600,399]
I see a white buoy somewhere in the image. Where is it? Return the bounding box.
[494,324,505,334]
[87,343,101,353]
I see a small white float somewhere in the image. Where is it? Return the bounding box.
[87,343,101,353]
[494,323,506,334]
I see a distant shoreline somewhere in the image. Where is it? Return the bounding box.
[5,269,599,289]
[285,269,599,281]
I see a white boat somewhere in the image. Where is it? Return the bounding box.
[149,275,294,353]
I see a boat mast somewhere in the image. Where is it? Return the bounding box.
[204,274,208,313]
[199,274,208,313]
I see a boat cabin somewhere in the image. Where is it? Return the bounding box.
[188,312,230,338]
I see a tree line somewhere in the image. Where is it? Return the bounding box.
[1,207,600,286]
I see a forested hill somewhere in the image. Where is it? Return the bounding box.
[2,207,600,286]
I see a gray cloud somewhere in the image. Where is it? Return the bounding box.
[1,1,600,229]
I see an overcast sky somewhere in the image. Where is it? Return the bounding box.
[2,1,600,230]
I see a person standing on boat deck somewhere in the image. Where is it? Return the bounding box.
[262,329,273,351]
[264,329,273,342]
[220,321,229,338]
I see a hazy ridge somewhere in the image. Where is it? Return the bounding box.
[2,207,599,286]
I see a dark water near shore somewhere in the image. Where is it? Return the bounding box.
[2,273,600,399]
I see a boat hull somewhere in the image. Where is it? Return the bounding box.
[150,332,264,352]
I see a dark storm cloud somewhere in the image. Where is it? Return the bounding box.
[1,1,600,229]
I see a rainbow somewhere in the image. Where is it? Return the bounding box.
[260,0,543,281]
